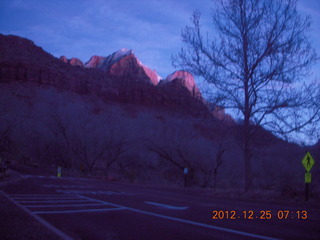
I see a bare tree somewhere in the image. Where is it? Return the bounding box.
[0,123,16,175]
[147,131,212,187]
[148,144,187,170]
[104,138,127,178]
[148,143,194,186]
[172,0,320,192]
[50,114,73,168]
[0,123,15,162]
[200,142,226,190]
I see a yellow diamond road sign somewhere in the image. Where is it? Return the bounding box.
[302,152,315,172]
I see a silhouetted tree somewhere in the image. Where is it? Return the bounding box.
[104,138,127,178]
[172,0,320,192]
[0,123,16,169]
[0,123,15,161]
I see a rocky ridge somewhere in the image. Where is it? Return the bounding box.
[67,48,159,86]
[60,56,84,67]
[61,48,199,93]
[0,34,231,118]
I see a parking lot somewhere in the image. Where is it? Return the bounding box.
[1,174,320,240]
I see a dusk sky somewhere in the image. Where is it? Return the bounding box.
[0,0,319,80]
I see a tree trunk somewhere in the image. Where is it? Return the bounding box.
[242,10,252,193]
[243,115,253,192]
[105,163,110,179]
[213,169,217,192]
[244,141,252,192]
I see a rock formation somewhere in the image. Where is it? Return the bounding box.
[85,55,105,68]
[84,49,160,85]
[60,56,84,67]
[160,70,201,98]
[69,57,84,67]
[59,56,68,63]
[107,53,159,85]
[0,34,232,118]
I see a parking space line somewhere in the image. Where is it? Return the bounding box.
[12,196,80,199]
[17,199,91,203]
[34,207,127,214]
[145,201,189,210]
[9,194,71,197]
[5,193,128,216]
[25,203,108,208]
[1,191,73,240]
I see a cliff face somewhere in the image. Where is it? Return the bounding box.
[84,55,105,68]
[0,34,213,116]
[107,53,159,85]
[0,34,103,94]
[60,56,84,66]
[83,49,159,85]
[160,71,201,98]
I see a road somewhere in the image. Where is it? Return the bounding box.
[1,173,319,240]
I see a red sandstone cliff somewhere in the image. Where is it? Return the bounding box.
[0,34,229,117]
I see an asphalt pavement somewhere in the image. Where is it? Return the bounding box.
[1,173,319,240]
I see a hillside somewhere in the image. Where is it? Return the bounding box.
[0,34,208,115]
[0,34,318,197]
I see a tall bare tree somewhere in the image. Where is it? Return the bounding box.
[172,0,320,192]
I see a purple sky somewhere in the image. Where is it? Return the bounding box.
[0,0,319,80]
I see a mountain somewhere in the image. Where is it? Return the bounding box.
[83,49,161,85]
[84,48,132,70]
[160,70,201,97]
[104,50,160,85]
[0,33,106,94]
[0,34,210,115]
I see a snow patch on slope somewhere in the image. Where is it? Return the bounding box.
[104,48,133,69]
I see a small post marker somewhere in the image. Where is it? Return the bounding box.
[57,167,62,178]
[184,168,188,188]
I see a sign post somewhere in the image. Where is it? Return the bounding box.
[57,167,62,178]
[301,152,315,201]
[184,168,188,188]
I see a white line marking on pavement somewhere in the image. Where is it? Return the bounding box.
[25,203,108,208]
[34,207,127,214]
[22,175,98,181]
[12,196,80,200]
[7,194,128,215]
[43,184,93,189]
[17,199,91,203]
[145,201,189,210]
[1,191,73,240]
[56,189,133,195]
[79,195,281,240]
[9,194,73,196]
